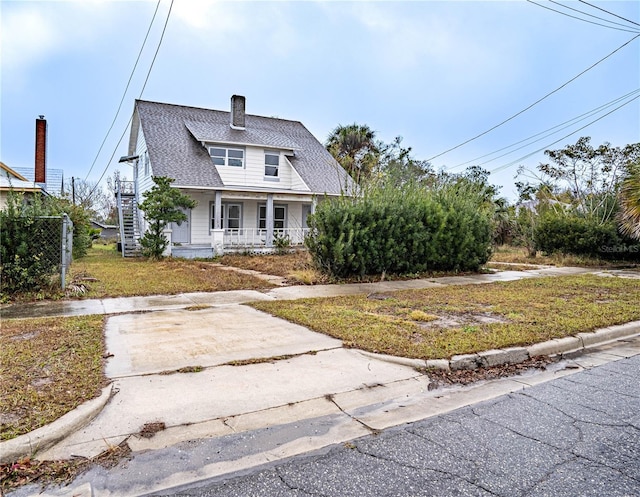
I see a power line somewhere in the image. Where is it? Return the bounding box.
[548,0,640,31]
[426,33,640,162]
[526,0,640,33]
[578,0,640,27]
[487,94,640,174]
[84,0,162,182]
[447,88,640,171]
[90,0,175,195]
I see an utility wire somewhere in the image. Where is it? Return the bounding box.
[487,94,640,174]
[447,88,640,171]
[84,0,162,181]
[526,0,640,33]
[425,33,640,162]
[548,0,640,30]
[90,0,175,195]
[578,0,640,27]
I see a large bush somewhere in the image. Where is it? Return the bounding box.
[534,212,639,260]
[306,182,493,278]
[0,193,63,294]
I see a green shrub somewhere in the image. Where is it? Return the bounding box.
[0,193,62,294]
[306,182,493,278]
[534,212,639,260]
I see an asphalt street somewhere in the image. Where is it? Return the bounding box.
[151,354,640,497]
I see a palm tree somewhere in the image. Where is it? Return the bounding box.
[326,124,379,184]
[618,160,640,240]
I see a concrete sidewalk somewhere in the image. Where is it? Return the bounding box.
[2,266,639,497]
[0,266,597,320]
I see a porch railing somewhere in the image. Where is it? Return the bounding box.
[223,228,310,247]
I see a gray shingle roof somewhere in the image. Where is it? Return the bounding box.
[13,167,64,196]
[133,100,353,194]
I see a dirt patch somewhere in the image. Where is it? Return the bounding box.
[0,441,131,492]
[425,356,556,387]
[420,312,510,329]
[138,421,166,439]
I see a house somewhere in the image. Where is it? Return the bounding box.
[90,220,118,240]
[13,116,65,197]
[0,161,45,210]
[117,95,354,258]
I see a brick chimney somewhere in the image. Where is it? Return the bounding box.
[230,95,246,130]
[35,115,47,184]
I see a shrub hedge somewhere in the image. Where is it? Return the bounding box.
[306,183,493,278]
[534,213,640,260]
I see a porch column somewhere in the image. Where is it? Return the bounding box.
[212,190,224,255]
[214,191,222,230]
[266,193,274,247]
[311,196,317,214]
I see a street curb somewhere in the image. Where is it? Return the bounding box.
[0,384,114,464]
[360,321,640,372]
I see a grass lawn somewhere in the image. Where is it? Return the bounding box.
[251,274,640,360]
[0,315,107,441]
[68,244,273,298]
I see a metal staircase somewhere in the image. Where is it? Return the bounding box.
[116,180,142,257]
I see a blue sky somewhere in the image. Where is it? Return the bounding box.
[2,0,639,200]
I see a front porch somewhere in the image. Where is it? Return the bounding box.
[169,227,311,259]
[163,189,316,259]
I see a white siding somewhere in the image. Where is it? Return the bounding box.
[212,145,310,191]
[135,127,154,199]
[188,191,216,244]
[175,191,311,245]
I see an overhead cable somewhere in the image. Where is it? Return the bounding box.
[90,0,175,195]
[526,0,640,33]
[578,0,640,27]
[84,0,162,181]
[425,34,640,162]
[487,94,640,174]
[447,88,640,171]
[548,0,640,30]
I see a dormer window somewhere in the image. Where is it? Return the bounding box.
[209,146,244,167]
[264,151,279,178]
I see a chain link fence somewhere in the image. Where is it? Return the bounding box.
[0,214,73,293]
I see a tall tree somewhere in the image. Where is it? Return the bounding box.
[531,137,640,224]
[326,123,380,184]
[138,177,197,259]
[64,178,109,220]
[618,159,640,240]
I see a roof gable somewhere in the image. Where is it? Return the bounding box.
[134,100,353,194]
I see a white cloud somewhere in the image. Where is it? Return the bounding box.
[1,6,60,73]
[1,1,123,78]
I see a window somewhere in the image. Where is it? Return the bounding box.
[210,202,243,231]
[264,151,279,178]
[209,146,244,167]
[143,151,150,176]
[258,204,287,230]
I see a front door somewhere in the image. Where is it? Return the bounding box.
[172,208,191,244]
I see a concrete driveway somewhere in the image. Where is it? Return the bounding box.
[39,302,424,461]
[104,305,342,377]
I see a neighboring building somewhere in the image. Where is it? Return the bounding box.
[117,95,354,258]
[90,220,118,240]
[13,116,65,197]
[0,161,45,210]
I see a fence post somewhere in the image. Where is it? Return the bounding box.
[60,214,69,290]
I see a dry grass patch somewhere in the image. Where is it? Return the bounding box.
[68,244,272,298]
[251,274,640,360]
[490,245,638,268]
[0,315,107,441]
[221,251,325,283]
